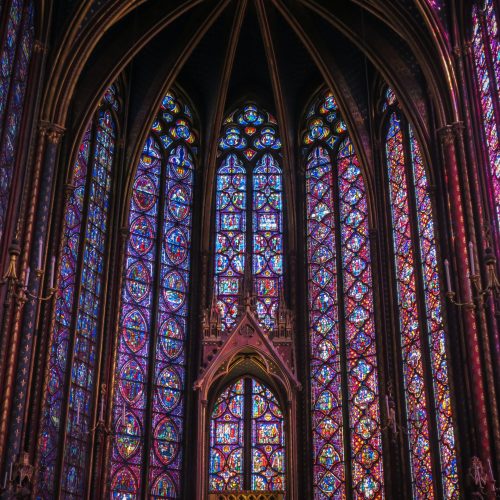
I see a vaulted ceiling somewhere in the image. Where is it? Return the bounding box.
[47,0,452,153]
[43,0,456,199]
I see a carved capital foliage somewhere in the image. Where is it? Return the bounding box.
[39,121,65,144]
[438,125,455,147]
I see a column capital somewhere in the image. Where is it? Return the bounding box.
[437,125,455,147]
[38,121,65,144]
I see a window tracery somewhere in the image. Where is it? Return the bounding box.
[215,105,283,332]
[209,378,285,493]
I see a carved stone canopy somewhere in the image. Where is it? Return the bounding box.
[195,307,301,403]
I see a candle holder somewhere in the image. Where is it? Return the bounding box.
[1,240,57,304]
[445,289,475,308]
[444,244,500,309]
[0,241,28,306]
[24,270,57,303]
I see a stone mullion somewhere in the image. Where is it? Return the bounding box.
[294,165,311,499]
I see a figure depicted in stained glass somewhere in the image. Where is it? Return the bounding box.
[215,104,284,332]
[209,378,285,493]
[304,90,383,499]
[110,90,197,499]
[382,88,458,498]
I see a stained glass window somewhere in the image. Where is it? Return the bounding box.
[209,379,245,491]
[383,89,458,498]
[209,378,285,493]
[215,105,283,332]
[304,90,383,499]
[472,0,500,238]
[215,154,246,332]
[37,85,120,498]
[110,90,196,499]
[0,0,34,244]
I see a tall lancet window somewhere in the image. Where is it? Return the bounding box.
[0,0,34,243]
[472,0,500,239]
[382,88,458,498]
[109,91,196,499]
[304,90,383,499]
[37,85,120,498]
[215,104,283,332]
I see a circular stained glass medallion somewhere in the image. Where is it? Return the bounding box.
[133,175,156,211]
[159,318,184,360]
[163,271,186,311]
[157,367,181,411]
[111,467,137,498]
[165,227,188,265]
[154,417,179,465]
[151,474,176,498]
[119,359,145,404]
[167,186,190,222]
[129,216,154,255]
[126,262,151,302]
[115,414,141,460]
[122,309,147,353]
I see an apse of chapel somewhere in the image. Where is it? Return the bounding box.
[3,1,500,497]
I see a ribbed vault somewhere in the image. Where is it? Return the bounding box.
[37,0,463,259]
[43,1,458,176]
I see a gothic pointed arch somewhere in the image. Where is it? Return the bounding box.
[208,376,286,492]
[109,89,197,499]
[214,104,284,334]
[195,306,300,498]
[195,101,298,498]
